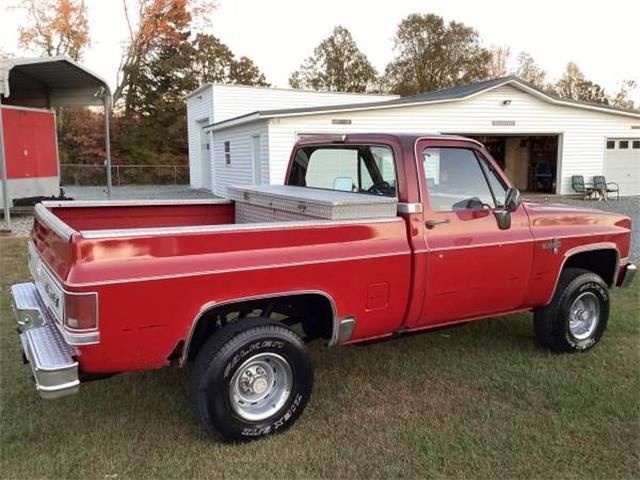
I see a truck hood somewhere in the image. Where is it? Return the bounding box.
[523,201,630,229]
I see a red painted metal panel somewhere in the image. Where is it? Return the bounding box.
[413,138,535,326]
[24,133,633,375]
[54,203,235,230]
[2,108,58,179]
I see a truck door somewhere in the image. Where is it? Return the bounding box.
[414,139,534,326]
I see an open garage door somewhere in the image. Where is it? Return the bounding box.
[462,135,559,194]
[605,139,640,196]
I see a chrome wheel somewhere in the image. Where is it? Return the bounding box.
[229,353,293,421]
[569,292,600,340]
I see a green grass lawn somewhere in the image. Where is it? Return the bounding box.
[1,236,639,479]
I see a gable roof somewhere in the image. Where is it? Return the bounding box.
[207,76,640,131]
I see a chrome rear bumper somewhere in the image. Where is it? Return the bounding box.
[618,263,637,288]
[11,282,79,399]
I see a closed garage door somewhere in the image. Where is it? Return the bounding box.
[605,138,640,196]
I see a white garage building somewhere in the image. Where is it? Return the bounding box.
[187,77,640,197]
[186,84,397,192]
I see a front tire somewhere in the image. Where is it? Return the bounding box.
[534,268,609,352]
[190,317,313,441]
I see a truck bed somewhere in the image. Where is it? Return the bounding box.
[32,197,409,284]
[42,199,235,232]
[29,197,412,372]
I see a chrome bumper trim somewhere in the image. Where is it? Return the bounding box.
[619,263,637,288]
[12,281,47,330]
[11,283,80,399]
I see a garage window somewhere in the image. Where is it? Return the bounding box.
[619,140,629,149]
[606,140,615,149]
[633,140,640,149]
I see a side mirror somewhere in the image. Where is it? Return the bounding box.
[504,187,521,212]
[333,177,354,192]
[493,187,521,230]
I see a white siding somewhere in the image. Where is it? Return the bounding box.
[186,84,396,191]
[266,85,640,193]
[186,86,213,188]
[210,84,397,123]
[211,120,269,197]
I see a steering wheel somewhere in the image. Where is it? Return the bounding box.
[367,181,391,195]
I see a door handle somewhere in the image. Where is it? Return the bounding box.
[425,219,450,229]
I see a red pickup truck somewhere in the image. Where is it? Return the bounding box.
[11,134,636,441]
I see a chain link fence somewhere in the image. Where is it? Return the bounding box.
[60,164,189,186]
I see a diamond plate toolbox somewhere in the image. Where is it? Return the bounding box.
[229,185,397,222]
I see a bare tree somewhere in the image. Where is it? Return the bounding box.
[487,45,511,78]
[609,79,637,110]
[0,46,15,59]
[552,62,609,104]
[515,52,546,88]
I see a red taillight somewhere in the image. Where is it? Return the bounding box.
[64,292,98,331]
[615,217,631,230]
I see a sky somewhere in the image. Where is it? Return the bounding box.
[1,0,639,103]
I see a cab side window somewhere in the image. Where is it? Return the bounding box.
[423,147,499,211]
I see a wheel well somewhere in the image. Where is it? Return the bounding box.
[185,293,335,362]
[563,249,618,286]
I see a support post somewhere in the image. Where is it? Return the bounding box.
[103,93,113,199]
[0,96,10,230]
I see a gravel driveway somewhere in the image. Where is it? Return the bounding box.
[63,185,217,201]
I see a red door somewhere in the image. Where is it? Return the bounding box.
[2,107,58,179]
[415,139,534,327]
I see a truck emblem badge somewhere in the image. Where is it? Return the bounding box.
[541,238,561,254]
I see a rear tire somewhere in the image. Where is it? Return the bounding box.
[190,317,313,441]
[534,268,609,352]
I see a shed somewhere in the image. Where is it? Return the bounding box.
[201,77,640,197]
[0,56,112,227]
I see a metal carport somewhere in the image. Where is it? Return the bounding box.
[0,56,113,229]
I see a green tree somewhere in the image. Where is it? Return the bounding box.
[289,26,377,92]
[114,0,205,115]
[113,13,270,172]
[189,33,269,86]
[515,52,546,88]
[382,13,492,96]
[189,33,235,84]
[231,56,268,86]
